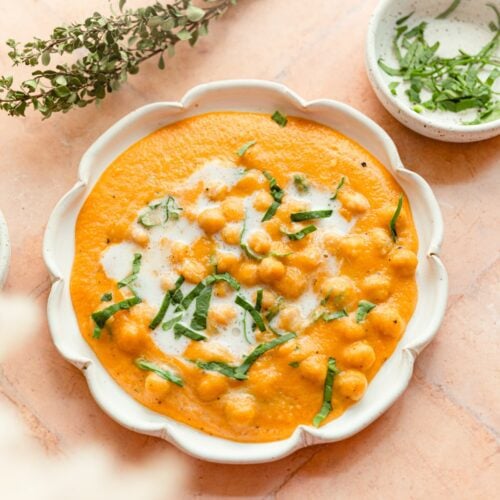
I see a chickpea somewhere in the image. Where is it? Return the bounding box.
[224,392,257,425]
[281,197,310,217]
[235,169,266,193]
[338,234,368,259]
[221,223,242,245]
[340,190,370,214]
[299,354,328,384]
[198,207,226,234]
[323,229,342,254]
[274,267,307,299]
[343,341,376,371]
[253,190,273,211]
[208,304,237,328]
[180,259,207,284]
[333,316,366,341]
[170,240,189,263]
[261,218,282,239]
[361,273,391,302]
[248,367,280,398]
[160,274,174,291]
[130,225,150,247]
[221,196,245,222]
[287,247,322,272]
[369,227,393,256]
[256,289,275,310]
[258,257,286,283]
[248,229,272,254]
[276,338,298,358]
[144,372,172,401]
[185,340,233,363]
[335,370,368,401]
[319,275,358,307]
[204,180,229,201]
[216,251,239,273]
[113,321,146,354]
[237,262,260,286]
[213,281,233,298]
[389,247,418,277]
[196,373,229,401]
[368,306,405,339]
[278,306,306,332]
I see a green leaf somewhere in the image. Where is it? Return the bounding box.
[289,361,300,368]
[173,322,207,341]
[186,5,206,22]
[158,53,165,70]
[135,358,183,387]
[322,309,348,322]
[330,176,345,200]
[177,29,192,40]
[261,171,284,222]
[355,300,376,323]
[290,209,333,222]
[190,285,212,331]
[312,358,340,427]
[117,253,142,291]
[161,314,183,331]
[389,81,400,96]
[41,51,50,66]
[396,11,414,25]
[235,295,266,332]
[271,110,288,127]
[119,0,127,12]
[196,360,247,380]
[236,140,256,157]
[100,292,112,302]
[91,296,142,338]
[293,174,309,192]
[389,194,403,242]
[436,0,462,20]
[282,225,317,241]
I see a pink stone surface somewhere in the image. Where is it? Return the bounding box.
[0,0,498,497]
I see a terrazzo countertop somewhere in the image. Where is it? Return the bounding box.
[0,0,498,498]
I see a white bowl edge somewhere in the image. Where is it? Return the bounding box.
[0,209,10,289]
[43,79,448,463]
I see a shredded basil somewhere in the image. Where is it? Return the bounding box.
[282,224,317,241]
[190,285,212,331]
[180,273,240,310]
[271,110,288,127]
[322,309,348,322]
[161,314,183,331]
[290,210,333,222]
[173,322,207,341]
[195,360,247,380]
[389,194,403,242]
[135,358,183,387]
[265,296,284,322]
[330,176,346,200]
[355,300,376,323]
[293,174,309,192]
[138,195,182,228]
[255,289,263,312]
[436,0,461,19]
[239,216,264,260]
[91,296,142,338]
[149,276,184,330]
[235,295,266,332]
[261,171,284,222]
[100,292,112,302]
[312,357,340,427]
[237,140,256,157]
[117,253,142,293]
[289,361,300,368]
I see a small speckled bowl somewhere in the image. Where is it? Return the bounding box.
[366,0,500,142]
[0,209,10,288]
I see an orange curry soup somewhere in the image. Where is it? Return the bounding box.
[71,112,418,442]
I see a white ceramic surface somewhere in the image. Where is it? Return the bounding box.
[366,0,500,142]
[0,209,10,289]
[43,80,448,464]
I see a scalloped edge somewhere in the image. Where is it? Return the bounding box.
[43,79,448,464]
[0,209,10,289]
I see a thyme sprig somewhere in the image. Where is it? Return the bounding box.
[0,0,236,118]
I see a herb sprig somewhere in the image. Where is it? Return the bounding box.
[312,357,340,427]
[0,0,236,118]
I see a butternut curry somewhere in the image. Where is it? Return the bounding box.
[71,111,418,442]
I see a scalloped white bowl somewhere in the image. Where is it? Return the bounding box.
[0,209,10,289]
[43,80,448,463]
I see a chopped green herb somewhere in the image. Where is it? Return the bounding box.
[312,357,340,427]
[149,276,184,329]
[330,176,346,201]
[355,300,376,323]
[271,110,288,127]
[180,273,240,310]
[396,11,414,25]
[240,216,264,260]
[173,322,207,341]
[255,289,263,312]
[436,0,461,19]
[282,224,317,241]
[235,295,266,332]
[117,253,142,292]
[100,292,112,302]
[290,210,333,222]
[289,361,300,368]
[265,296,284,322]
[161,314,183,331]
[139,196,182,228]
[261,171,285,222]
[195,360,247,380]
[135,358,183,387]
[389,81,400,96]
[190,285,212,331]
[322,309,348,322]
[91,296,142,338]
[237,140,256,157]
[293,174,309,192]
[389,194,403,242]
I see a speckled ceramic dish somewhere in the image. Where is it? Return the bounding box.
[0,209,10,289]
[366,0,500,142]
[43,80,448,463]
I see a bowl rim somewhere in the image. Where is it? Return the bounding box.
[0,209,10,289]
[43,79,448,463]
[366,0,500,135]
